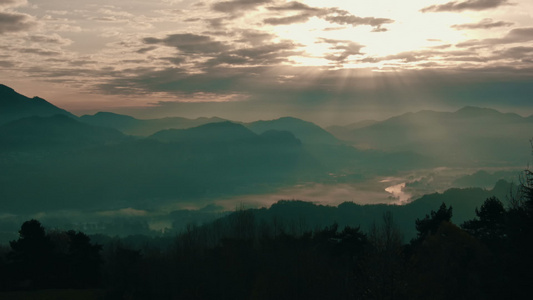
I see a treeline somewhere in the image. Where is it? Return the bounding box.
[1,171,533,299]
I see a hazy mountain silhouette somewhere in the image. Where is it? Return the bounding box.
[0,118,324,213]
[80,111,226,136]
[452,170,519,189]
[328,106,533,166]
[150,121,257,143]
[237,179,516,240]
[246,117,341,145]
[0,84,76,125]
[326,120,379,139]
[0,115,128,150]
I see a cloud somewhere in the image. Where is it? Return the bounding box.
[262,3,393,30]
[421,0,513,13]
[161,56,186,65]
[136,46,158,54]
[452,18,514,30]
[263,13,313,25]
[319,38,364,63]
[0,11,35,33]
[267,1,320,12]
[212,0,273,13]
[143,33,229,54]
[18,47,62,56]
[322,9,394,28]
[0,0,26,8]
[456,27,533,47]
[236,30,276,45]
[502,27,533,43]
[25,33,72,45]
[197,39,302,68]
[498,46,533,57]
[0,60,14,67]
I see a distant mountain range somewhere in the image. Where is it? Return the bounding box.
[246,117,341,145]
[151,121,258,144]
[80,112,226,136]
[0,83,530,216]
[327,106,533,166]
[0,114,128,150]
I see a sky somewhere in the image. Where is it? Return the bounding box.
[1,0,533,125]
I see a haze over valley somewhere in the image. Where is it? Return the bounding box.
[0,83,530,241]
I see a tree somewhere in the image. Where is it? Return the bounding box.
[66,230,103,288]
[9,219,54,289]
[408,222,489,300]
[462,197,506,244]
[359,212,406,299]
[414,203,452,241]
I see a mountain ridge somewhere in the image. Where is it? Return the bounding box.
[0,84,76,124]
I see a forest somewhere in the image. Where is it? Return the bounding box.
[1,168,532,299]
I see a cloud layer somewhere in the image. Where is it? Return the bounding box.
[421,0,513,13]
[0,0,532,122]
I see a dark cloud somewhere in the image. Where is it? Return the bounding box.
[503,27,533,43]
[212,0,273,13]
[0,60,14,67]
[143,33,228,54]
[261,4,393,30]
[96,66,256,96]
[361,49,481,64]
[499,46,533,57]
[236,30,275,45]
[456,27,533,47]
[452,18,514,30]
[136,46,158,54]
[161,56,187,65]
[203,41,302,67]
[319,38,364,63]
[263,13,313,25]
[0,11,34,34]
[267,1,320,12]
[322,9,394,28]
[421,0,513,13]
[69,60,97,66]
[19,48,61,56]
[25,34,71,45]
[0,0,25,7]
[205,17,227,29]
[91,17,119,22]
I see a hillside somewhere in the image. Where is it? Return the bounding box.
[327,107,533,166]
[80,112,226,136]
[246,117,341,145]
[0,84,75,124]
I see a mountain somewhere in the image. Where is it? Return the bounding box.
[179,179,516,242]
[328,107,533,166]
[246,117,341,145]
[0,118,324,213]
[150,121,257,143]
[80,112,226,136]
[326,120,379,141]
[0,114,128,150]
[0,84,76,124]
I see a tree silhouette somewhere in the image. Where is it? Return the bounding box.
[66,230,103,288]
[414,203,452,241]
[462,197,506,245]
[9,219,54,289]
